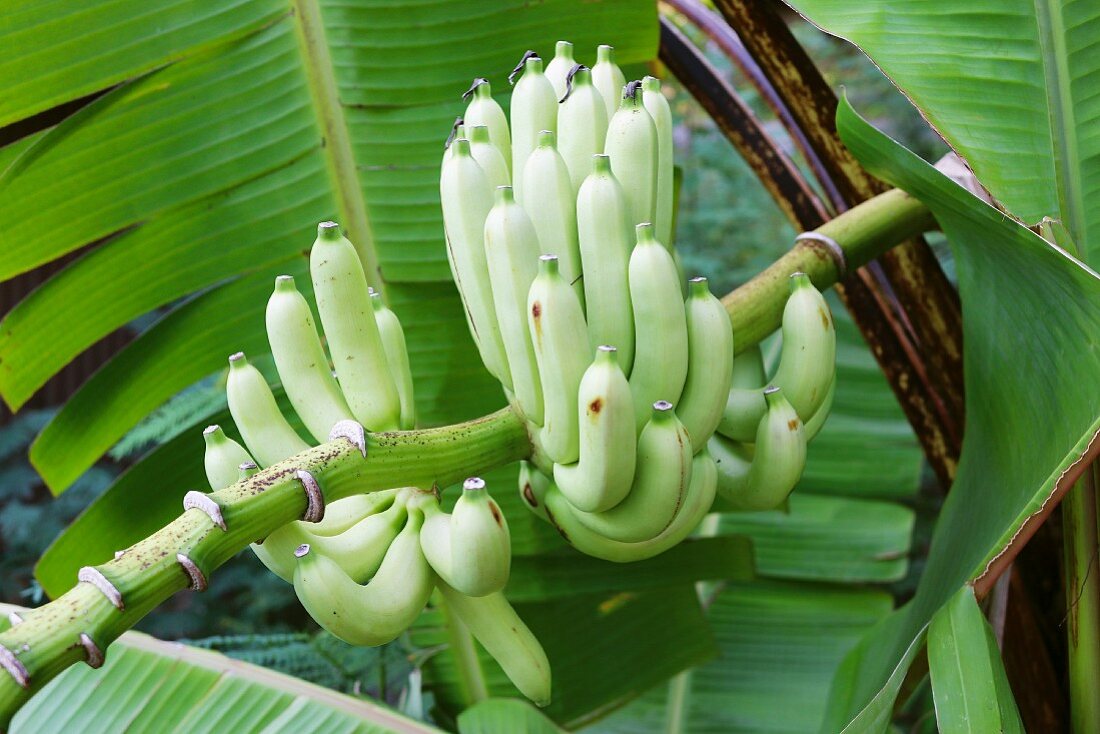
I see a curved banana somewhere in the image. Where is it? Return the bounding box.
[292,508,434,646]
[572,401,692,542]
[296,493,409,583]
[641,76,674,248]
[627,224,688,427]
[508,53,557,205]
[718,386,807,511]
[369,290,416,430]
[544,40,575,101]
[677,277,734,452]
[552,346,636,512]
[545,448,717,562]
[439,139,511,387]
[527,255,590,464]
[462,79,511,175]
[309,222,401,431]
[202,425,254,490]
[772,272,836,421]
[604,81,658,231]
[468,124,510,190]
[518,460,553,521]
[557,65,608,193]
[435,580,552,707]
[803,376,835,441]
[576,154,634,372]
[521,130,584,307]
[708,432,754,501]
[591,45,626,123]
[225,352,310,467]
[416,478,510,596]
[266,274,354,443]
[483,186,544,424]
[716,344,768,442]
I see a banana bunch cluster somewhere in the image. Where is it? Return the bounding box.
[200,224,550,706]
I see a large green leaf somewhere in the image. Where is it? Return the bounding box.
[819,98,1100,730]
[786,0,1100,263]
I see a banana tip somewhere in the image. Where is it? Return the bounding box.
[294,543,311,558]
[463,477,486,491]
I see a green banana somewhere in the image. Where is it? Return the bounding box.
[772,272,836,421]
[576,154,634,372]
[462,79,511,176]
[518,460,553,521]
[309,222,401,431]
[439,138,511,387]
[591,45,626,123]
[557,65,608,193]
[509,52,557,206]
[225,352,310,467]
[803,376,835,441]
[294,493,409,583]
[571,401,692,542]
[716,343,768,442]
[552,346,636,512]
[717,386,806,511]
[544,448,717,562]
[677,277,734,452]
[544,40,575,102]
[641,76,674,249]
[202,425,254,490]
[708,431,754,501]
[527,255,590,464]
[484,186,544,424]
[627,224,688,427]
[369,289,416,430]
[416,478,510,596]
[435,579,552,707]
[266,275,354,443]
[292,508,434,646]
[604,81,658,231]
[521,130,585,307]
[468,124,510,190]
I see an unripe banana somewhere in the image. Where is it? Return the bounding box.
[508,53,557,205]
[442,117,465,166]
[576,155,634,372]
[292,509,433,646]
[202,425,254,490]
[772,272,836,421]
[484,186,544,424]
[803,377,835,441]
[605,82,658,231]
[439,139,511,387]
[591,45,627,123]
[552,346,636,512]
[557,65,608,193]
[369,290,416,430]
[417,478,511,596]
[468,125,510,190]
[544,40,575,102]
[528,256,590,464]
[463,79,511,176]
[266,275,354,443]
[627,224,688,427]
[225,352,310,467]
[572,401,692,542]
[518,460,553,521]
[708,432,754,500]
[299,494,410,583]
[719,386,807,511]
[545,448,717,562]
[309,222,401,431]
[641,76,674,248]
[677,277,734,452]
[521,131,585,307]
[435,580,552,707]
[716,343,768,442]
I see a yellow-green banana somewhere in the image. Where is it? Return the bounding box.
[266,275,354,443]
[416,478,510,596]
[641,76,674,249]
[369,290,416,430]
[677,277,734,452]
[717,343,768,442]
[544,40,575,102]
[225,352,310,467]
[718,386,806,511]
[518,460,553,521]
[468,124,510,190]
[591,45,626,123]
[202,425,253,490]
[439,139,511,387]
[627,224,688,427]
[576,154,634,372]
[552,346,636,512]
[521,130,584,307]
[557,65,608,193]
[527,255,590,464]
[309,222,401,431]
[709,432,753,501]
[772,272,835,421]
[435,580,551,707]
[483,186,544,424]
[508,53,556,205]
[463,79,511,175]
[572,401,692,542]
[604,81,658,231]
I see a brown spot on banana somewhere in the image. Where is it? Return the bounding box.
[522,483,539,508]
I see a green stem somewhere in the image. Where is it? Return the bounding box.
[1063,465,1100,733]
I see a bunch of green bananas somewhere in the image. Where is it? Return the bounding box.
[200,223,550,706]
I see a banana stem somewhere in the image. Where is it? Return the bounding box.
[0,408,529,727]
[1063,464,1100,733]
